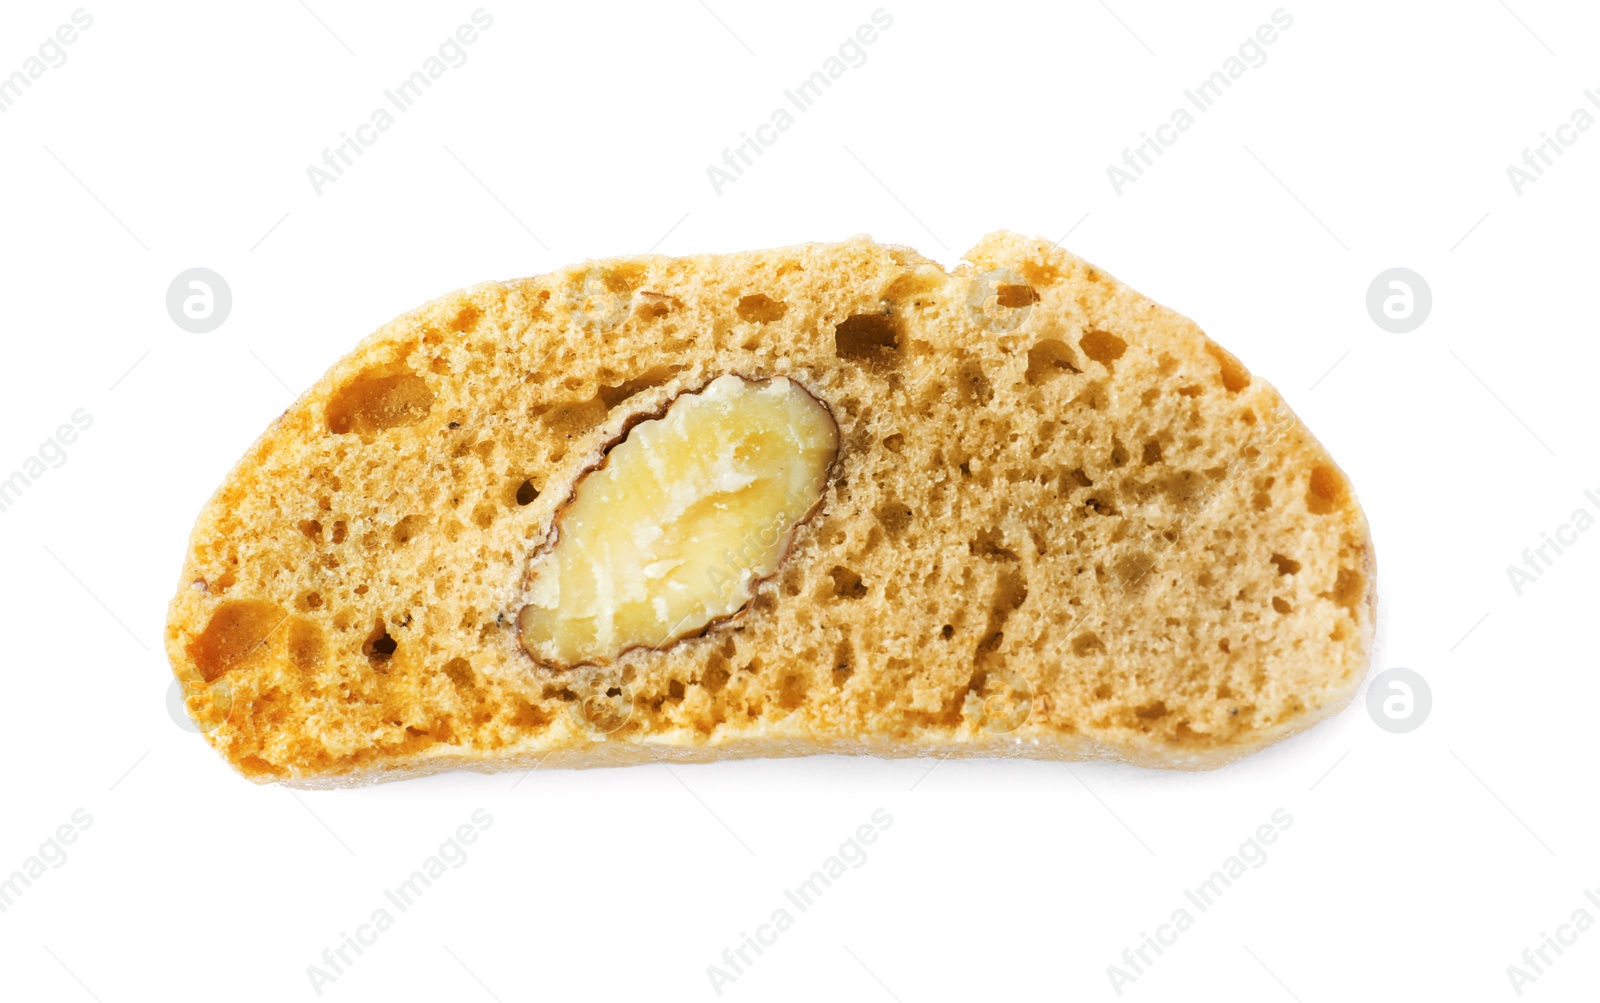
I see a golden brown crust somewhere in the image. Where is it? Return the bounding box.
[165,232,1376,786]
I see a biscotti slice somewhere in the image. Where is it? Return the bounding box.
[165,231,1375,787]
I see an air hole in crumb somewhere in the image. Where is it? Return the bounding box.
[957,360,994,406]
[634,292,681,320]
[363,618,397,665]
[779,673,808,710]
[882,433,904,453]
[1307,465,1344,514]
[1204,342,1252,392]
[834,312,902,370]
[1270,553,1301,576]
[602,263,647,292]
[1071,380,1108,410]
[832,638,855,687]
[188,600,282,682]
[596,364,680,408]
[940,625,954,639]
[828,566,868,600]
[1135,700,1170,720]
[298,519,323,540]
[1079,329,1127,369]
[1085,496,1117,516]
[1272,596,1293,613]
[391,515,424,545]
[703,657,731,694]
[508,697,547,729]
[972,528,1019,562]
[874,499,913,539]
[331,521,348,544]
[1141,440,1162,465]
[1025,339,1081,384]
[450,305,482,332]
[326,370,434,435]
[1072,633,1105,656]
[1325,567,1366,614]
[515,479,539,505]
[996,284,1039,308]
[885,268,944,302]
[737,294,788,323]
[1218,638,1231,653]
[443,657,475,691]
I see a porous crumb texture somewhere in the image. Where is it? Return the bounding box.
[165,232,1375,786]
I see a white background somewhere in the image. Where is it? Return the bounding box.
[1,1,1596,1000]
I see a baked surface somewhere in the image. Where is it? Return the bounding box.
[165,232,1375,787]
